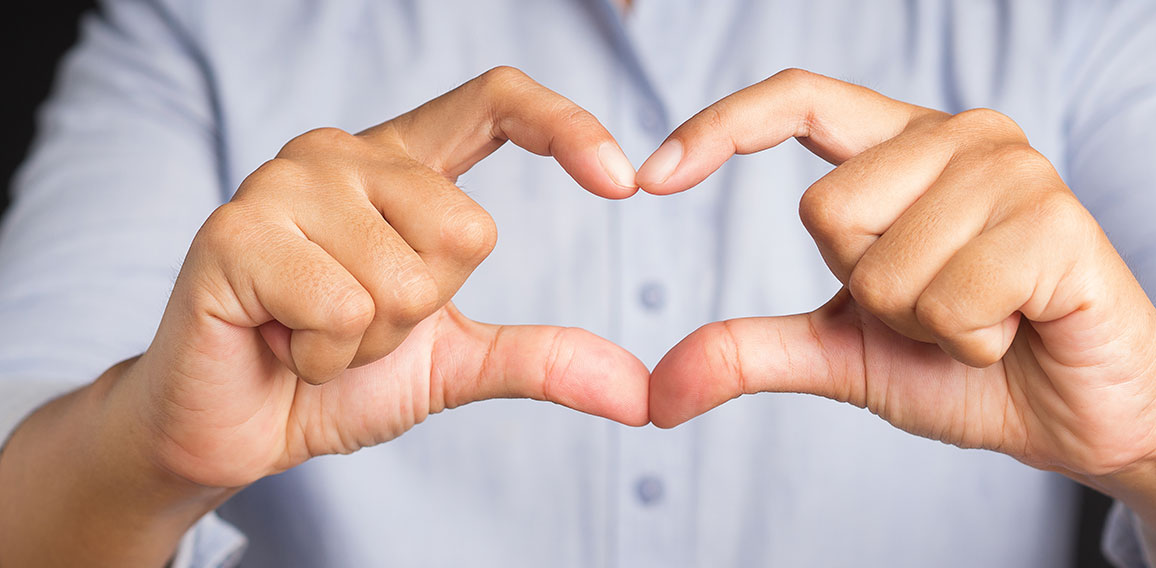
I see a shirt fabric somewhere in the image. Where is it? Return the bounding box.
[2,0,1155,566]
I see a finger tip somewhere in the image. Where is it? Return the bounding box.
[647,410,684,430]
[634,169,672,195]
[646,333,733,428]
[558,157,635,201]
[578,171,637,200]
[646,388,693,429]
[644,360,685,429]
[559,330,651,426]
[573,180,636,200]
[636,181,677,196]
[633,170,658,190]
[636,169,700,196]
[603,184,640,200]
[622,355,653,426]
[596,142,638,194]
[937,319,1017,368]
[637,137,683,185]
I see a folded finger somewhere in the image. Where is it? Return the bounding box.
[843,158,1003,342]
[291,195,441,367]
[799,127,956,283]
[359,160,498,304]
[195,203,374,384]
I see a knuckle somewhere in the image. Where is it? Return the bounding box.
[847,263,905,319]
[279,127,358,159]
[988,143,1048,177]
[944,108,1025,141]
[243,157,307,190]
[197,202,256,254]
[557,105,597,132]
[771,67,819,88]
[387,269,441,325]
[199,203,241,241]
[698,103,730,134]
[1031,190,1091,236]
[798,179,851,241]
[439,203,498,262]
[476,65,531,97]
[767,67,822,111]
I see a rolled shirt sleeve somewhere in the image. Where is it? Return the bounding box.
[1104,503,1155,568]
[0,0,245,564]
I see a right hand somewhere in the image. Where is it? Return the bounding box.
[120,67,649,489]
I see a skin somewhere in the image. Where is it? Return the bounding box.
[0,67,650,567]
[640,69,1156,536]
[3,63,1156,565]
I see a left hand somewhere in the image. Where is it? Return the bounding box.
[640,69,1156,495]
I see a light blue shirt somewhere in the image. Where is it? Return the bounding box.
[2,1,1156,566]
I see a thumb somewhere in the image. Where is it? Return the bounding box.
[649,291,868,428]
[432,306,651,427]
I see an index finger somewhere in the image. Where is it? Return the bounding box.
[362,66,638,199]
[635,68,934,195]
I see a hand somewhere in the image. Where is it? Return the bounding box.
[642,69,1156,494]
[0,66,651,568]
[123,66,649,490]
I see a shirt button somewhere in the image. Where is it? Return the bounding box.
[635,475,665,506]
[638,282,666,311]
[638,105,665,133]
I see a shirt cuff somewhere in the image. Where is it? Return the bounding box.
[1105,500,1155,567]
[170,511,248,568]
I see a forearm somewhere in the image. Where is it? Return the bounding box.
[0,359,234,567]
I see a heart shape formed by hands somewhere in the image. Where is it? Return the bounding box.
[11,66,1156,568]
[132,66,1156,502]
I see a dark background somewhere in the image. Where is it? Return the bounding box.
[0,3,1120,567]
[1,0,96,213]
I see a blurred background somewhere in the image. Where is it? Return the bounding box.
[0,3,1120,566]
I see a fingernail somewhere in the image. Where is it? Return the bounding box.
[598,142,637,191]
[637,138,683,187]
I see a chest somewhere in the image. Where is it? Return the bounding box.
[199,0,1075,362]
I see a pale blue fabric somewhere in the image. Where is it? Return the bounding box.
[2,0,1155,566]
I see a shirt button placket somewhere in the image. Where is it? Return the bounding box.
[613,99,694,568]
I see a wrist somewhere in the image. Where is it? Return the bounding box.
[93,356,238,510]
[0,358,234,567]
[1088,459,1156,528]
